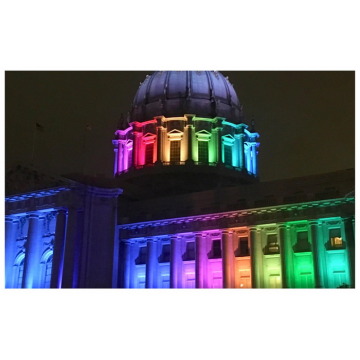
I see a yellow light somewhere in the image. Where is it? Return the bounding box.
[240,284,243,287]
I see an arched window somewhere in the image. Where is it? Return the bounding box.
[13,253,25,288]
[40,250,53,288]
[43,254,53,288]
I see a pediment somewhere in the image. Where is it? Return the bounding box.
[196,129,211,135]
[223,134,235,140]
[5,164,74,196]
[143,132,156,138]
[168,129,183,135]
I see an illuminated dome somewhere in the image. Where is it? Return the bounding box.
[130,71,244,123]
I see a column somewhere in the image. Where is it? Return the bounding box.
[217,128,222,165]
[118,142,123,173]
[22,214,41,288]
[113,140,119,176]
[251,143,258,176]
[222,230,234,288]
[309,220,322,288]
[50,209,68,288]
[195,233,207,288]
[5,217,19,288]
[239,134,246,170]
[156,127,162,164]
[119,240,131,288]
[186,125,194,165]
[132,132,138,168]
[343,217,355,288]
[170,236,180,288]
[250,227,262,288]
[246,145,252,173]
[146,238,158,288]
[278,224,287,288]
[61,208,80,288]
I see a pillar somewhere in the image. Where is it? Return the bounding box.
[251,143,258,176]
[146,238,158,288]
[239,134,246,170]
[50,209,68,288]
[222,230,234,288]
[22,214,41,288]
[5,217,19,288]
[170,236,181,288]
[278,224,287,288]
[132,132,138,168]
[186,125,194,164]
[246,144,252,173]
[62,208,80,288]
[309,220,322,288]
[343,216,355,288]
[195,233,207,288]
[119,240,131,288]
[217,128,222,165]
[250,227,262,288]
[113,140,119,176]
[156,127,162,164]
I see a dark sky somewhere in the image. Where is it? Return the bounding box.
[5,71,355,182]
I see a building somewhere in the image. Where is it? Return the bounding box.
[5,71,355,289]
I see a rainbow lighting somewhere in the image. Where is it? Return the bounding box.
[112,71,259,177]
[117,209,354,289]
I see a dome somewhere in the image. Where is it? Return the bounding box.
[130,71,244,124]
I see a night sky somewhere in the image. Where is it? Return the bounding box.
[5,71,354,182]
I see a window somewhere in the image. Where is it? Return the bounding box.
[224,144,232,166]
[137,247,147,265]
[239,237,250,256]
[170,140,181,162]
[212,240,222,258]
[294,231,311,252]
[198,141,208,163]
[330,229,342,248]
[43,254,53,288]
[267,234,279,254]
[185,242,195,261]
[145,143,154,165]
[16,257,25,288]
[161,244,171,263]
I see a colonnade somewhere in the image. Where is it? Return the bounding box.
[118,217,355,289]
[113,117,260,176]
[5,209,68,289]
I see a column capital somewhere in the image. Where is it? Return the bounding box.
[27,212,40,219]
[308,219,319,226]
[147,237,158,243]
[249,226,258,232]
[5,215,15,223]
[277,223,286,229]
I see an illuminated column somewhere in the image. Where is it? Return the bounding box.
[113,140,119,176]
[251,143,258,176]
[309,220,322,288]
[170,236,181,288]
[217,128,222,164]
[239,134,246,170]
[50,209,68,288]
[118,142,123,173]
[278,224,287,288]
[343,217,355,288]
[222,230,234,288]
[132,132,138,168]
[22,214,41,288]
[156,127,162,164]
[146,238,158,288]
[250,227,262,288]
[186,125,194,164]
[195,233,207,288]
[120,240,132,288]
[5,217,19,288]
[246,145,252,173]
